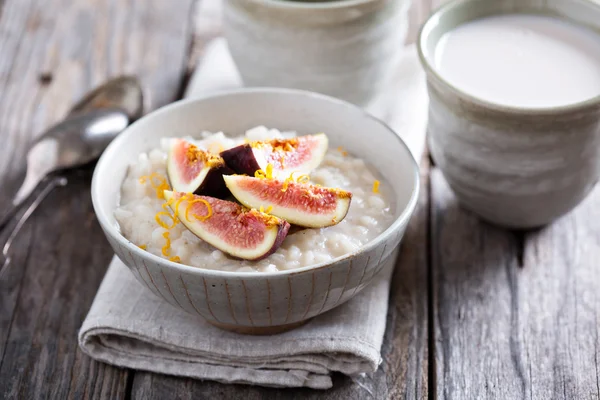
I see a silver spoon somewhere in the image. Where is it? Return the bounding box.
[0,76,143,277]
[10,109,130,208]
[69,75,144,121]
[11,76,144,208]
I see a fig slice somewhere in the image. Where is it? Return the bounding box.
[163,190,290,261]
[223,175,352,228]
[167,139,233,198]
[220,133,328,179]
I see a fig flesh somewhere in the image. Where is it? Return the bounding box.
[220,134,328,179]
[167,139,232,198]
[223,175,352,228]
[164,191,290,261]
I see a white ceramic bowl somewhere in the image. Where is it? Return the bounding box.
[92,88,419,334]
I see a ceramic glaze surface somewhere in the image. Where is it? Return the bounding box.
[91,89,420,332]
[223,0,410,106]
[435,14,600,108]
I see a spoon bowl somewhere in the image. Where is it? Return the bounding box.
[14,109,130,204]
[70,76,144,122]
[0,76,143,232]
[12,76,144,206]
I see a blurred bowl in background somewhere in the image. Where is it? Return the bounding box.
[223,0,411,106]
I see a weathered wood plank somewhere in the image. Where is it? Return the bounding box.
[0,0,194,398]
[432,168,600,399]
[379,159,430,400]
[0,169,130,400]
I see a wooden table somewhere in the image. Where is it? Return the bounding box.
[1,1,598,399]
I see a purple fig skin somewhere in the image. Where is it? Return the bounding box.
[262,220,291,260]
[220,144,262,175]
[195,164,234,199]
[236,219,291,261]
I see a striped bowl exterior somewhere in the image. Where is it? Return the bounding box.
[104,223,407,328]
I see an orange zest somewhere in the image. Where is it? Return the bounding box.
[162,196,175,210]
[296,174,310,184]
[254,163,274,180]
[155,211,178,229]
[280,172,312,192]
[162,231,172,257]
[139,172,171,200]
[185,198,213,222]
[161,232,180,262]
[251,138,299,153]
[259,205,273,214]
[337,146,348,156]
[372,180,380,194]
[138,244,147,250]
[185,142,224,168]
[281,172,295,192]
[174,193,193,214]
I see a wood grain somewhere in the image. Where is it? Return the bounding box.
[0,169,129,400]
[0,0,194,398]
[431,169,600,400]
[378,159,430,400]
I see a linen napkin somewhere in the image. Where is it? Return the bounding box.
[79,39,428,389]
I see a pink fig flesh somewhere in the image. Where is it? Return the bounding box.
[220,134,328,179]
[223,175,352,228]
[164,191,290,261]
[167,139,233,198]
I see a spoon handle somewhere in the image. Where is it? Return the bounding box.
[0,174,52,234]
[0,176,68,279]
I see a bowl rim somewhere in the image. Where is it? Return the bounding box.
[92,87,420,279]
[417,0,600,116]
[237,0,379,10]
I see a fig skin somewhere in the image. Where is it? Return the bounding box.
[167,139,233,199]
[195,164,234,199]
[219,144,260,176]
[164,190,291,261]
[223,175,352,228]
[220,134,329,178]
[258,218,291,261]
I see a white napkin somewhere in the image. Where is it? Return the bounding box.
[79,38,428,390]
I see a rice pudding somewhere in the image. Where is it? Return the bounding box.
[114,126,394,273]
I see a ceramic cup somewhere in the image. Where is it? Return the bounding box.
[223,0,411,106]
[418,0,600,229]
